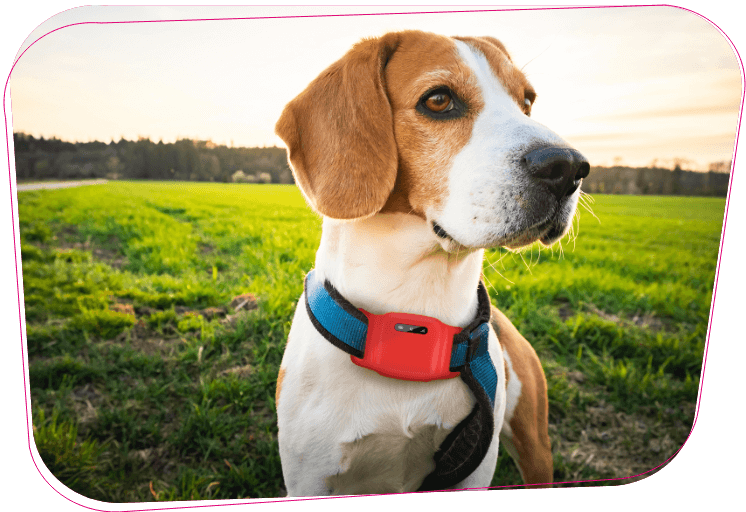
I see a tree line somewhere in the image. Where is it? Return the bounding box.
[13,133,294,184]
[582,164,729,197]
[13,133,730,196]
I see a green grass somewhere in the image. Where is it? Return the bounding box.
[20,183,724,499]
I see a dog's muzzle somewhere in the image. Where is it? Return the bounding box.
[430,144,590,251]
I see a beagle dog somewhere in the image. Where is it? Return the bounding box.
[274,30,589,496]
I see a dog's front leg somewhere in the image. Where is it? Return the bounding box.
[278,427,343,496]
[276,304,350,497]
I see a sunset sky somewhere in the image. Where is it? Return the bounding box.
[8,5,743,170]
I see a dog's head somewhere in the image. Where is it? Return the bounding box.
[276,30,589,252]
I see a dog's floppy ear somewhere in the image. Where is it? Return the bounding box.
[275,34,400,220]
[475,36,513,61]
[454,35,513,62]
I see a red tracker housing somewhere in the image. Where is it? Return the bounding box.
[351,310,462,382]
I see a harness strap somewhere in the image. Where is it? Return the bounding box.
[303,270,497,490]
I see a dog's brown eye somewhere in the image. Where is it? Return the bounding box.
[424,92,453,113]
[417,87,463,119]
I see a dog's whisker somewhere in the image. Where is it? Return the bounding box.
[484,256,516,286]
[518,251,533,274]
[482,271,498,296]
[571,211,581,250]
[496,250,509,269]
[578,193,600,223]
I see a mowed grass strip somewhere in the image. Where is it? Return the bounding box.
[19,183,724,499]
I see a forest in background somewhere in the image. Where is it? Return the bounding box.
[13,133,293,185]
[12,133,731,196]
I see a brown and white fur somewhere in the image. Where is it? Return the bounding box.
[274,30,586,496]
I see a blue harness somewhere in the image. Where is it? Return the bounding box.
[303,269,498,490]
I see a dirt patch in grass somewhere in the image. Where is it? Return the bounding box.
[583,303,668,332]
[230,294,257,312]
[89,294,261,365]
[55,228,127,268]
[219,364,253,378]
[556,300,575,322]
[131,446,178,476]
[128,336,184,358]
[550,400,692,486]
[111,303,135,316]
[556,299,670,332]
[92,248,128,269]
[71,383,103,425]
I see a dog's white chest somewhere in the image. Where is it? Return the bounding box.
[277,305,476,490]
[325,419,452,494]
[277,302,504,495]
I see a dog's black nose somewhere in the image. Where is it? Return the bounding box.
[521,146,590,200]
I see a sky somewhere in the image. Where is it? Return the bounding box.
[7,5,743,170]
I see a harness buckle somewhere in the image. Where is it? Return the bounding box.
[350,310,462,381]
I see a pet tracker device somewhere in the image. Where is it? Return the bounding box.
[351,310,462,381]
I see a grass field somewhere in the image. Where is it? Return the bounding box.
[19,181,724,501]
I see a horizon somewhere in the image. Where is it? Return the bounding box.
[8,5,742,171]
[13,131,731,173]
